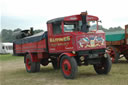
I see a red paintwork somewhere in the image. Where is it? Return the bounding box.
[48,31,106,53]
[15,39,46,54]
[26,58,31,70]
[62,59,71,76]
[64,15,99,21]
[28,52,40,62]
[15,44,22,53]
[59,53,76,58]
[47,14,105,53]
[76,32,106,50]
[107,46,116,63]
[37,52,49,59]
[14,13,105,63]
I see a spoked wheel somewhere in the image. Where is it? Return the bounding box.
[26,57,31,71]
[107,46,120,63]
[60,56,78,79]
[25,54,40,73]
[93,53,112,74]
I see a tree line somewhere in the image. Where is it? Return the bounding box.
[0,26,124,43]
[98,25,124,32]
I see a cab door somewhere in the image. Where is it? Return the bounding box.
[48,22,65,53]
[125,25,128,45]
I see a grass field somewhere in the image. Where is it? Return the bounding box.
[0,54,128,85]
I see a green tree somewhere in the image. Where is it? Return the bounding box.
[1,29,14,42]
[34,29,44,34]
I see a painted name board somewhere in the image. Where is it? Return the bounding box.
[50,36,70,43]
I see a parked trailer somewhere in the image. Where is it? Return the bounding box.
[13,12,112,79]
[106,25,128,63]
[0,42,13,54]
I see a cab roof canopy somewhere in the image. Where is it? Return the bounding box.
[47,17,64,24]
[47,14,99,24]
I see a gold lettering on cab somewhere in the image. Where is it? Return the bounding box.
[50,36,70,42]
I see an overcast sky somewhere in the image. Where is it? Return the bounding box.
[1,0,128,31]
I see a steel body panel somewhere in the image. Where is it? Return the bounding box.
[76,32,106,51]
[48,31,106,53]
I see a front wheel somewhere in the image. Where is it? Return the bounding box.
[60,56,78,79]
[93,53,112,74]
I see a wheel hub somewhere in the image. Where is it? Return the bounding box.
[28,61,31,65]
[26,58,31,70]
[64,64,68,71]
[62,59,71,76]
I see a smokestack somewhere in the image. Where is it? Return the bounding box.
[30,27,34,35]
[80,11,88,33]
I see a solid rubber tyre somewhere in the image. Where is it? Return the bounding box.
[36,62,40,72]
[60,56,78,79]
[25,54,40,73]
[93,53,112,74]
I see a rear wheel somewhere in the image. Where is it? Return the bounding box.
[60,56,78,79]
[107,46,120,63]
[25,54,40,73]
[93,53,112,74]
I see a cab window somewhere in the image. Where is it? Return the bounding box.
[52,22,62,35]
[78,20,97,32]
[64,21,79,32]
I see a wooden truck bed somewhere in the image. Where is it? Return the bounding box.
[13,32,48,55]
[106,33,125,45]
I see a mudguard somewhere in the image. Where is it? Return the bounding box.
[59,53,76,58]
[58,52,76,64]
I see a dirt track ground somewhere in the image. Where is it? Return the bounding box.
[0,56,128,85]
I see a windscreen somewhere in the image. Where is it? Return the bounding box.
[64,21,98,32]
[88,21,97,31]
[64,21,79,32]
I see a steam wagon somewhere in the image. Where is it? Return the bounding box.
[13,12,112,79]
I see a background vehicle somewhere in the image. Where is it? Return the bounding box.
[106,25,128,63]
[0,42,13,54]
[13,12,112,79]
